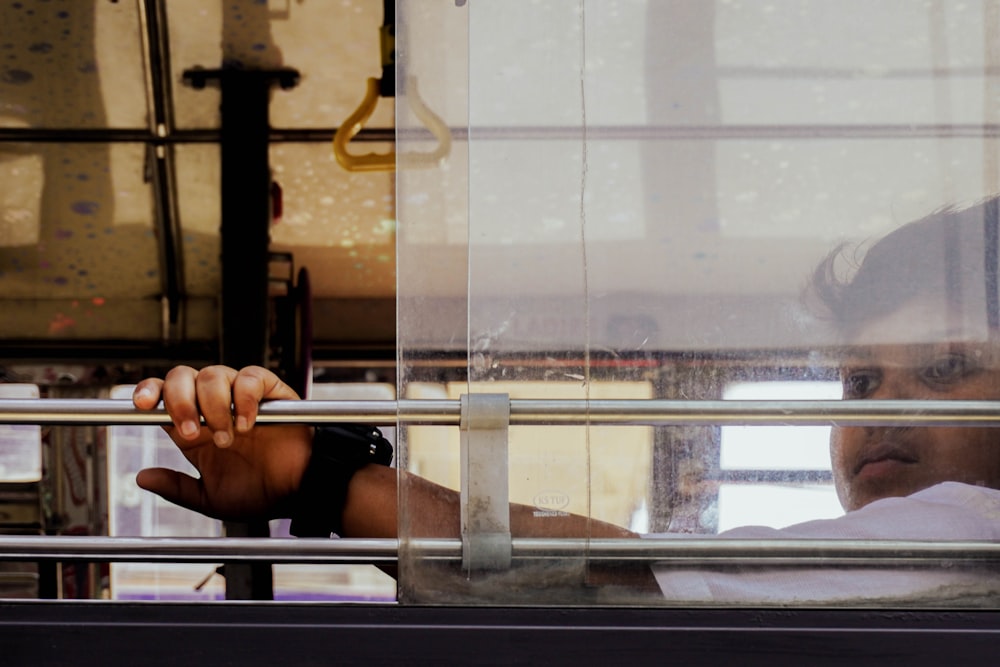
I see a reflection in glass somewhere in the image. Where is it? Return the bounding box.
[395,0,1000,607]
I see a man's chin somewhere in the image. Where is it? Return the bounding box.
[845,476,937,512]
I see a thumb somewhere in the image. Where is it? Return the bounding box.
[136,467,213,518]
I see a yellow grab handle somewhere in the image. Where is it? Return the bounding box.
[333,78,392,172]
[333,77,451,173]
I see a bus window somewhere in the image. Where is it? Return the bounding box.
[395,0,1000,606]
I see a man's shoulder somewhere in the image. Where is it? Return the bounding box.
[905,482,1000,520]
[909,481,1000,503]
[820,482,1000,540]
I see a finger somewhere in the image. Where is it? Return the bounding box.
[136,467,216,519]
[160,365,203,440]
[193,365,241,447]
[132,378,164,410]
[231,365,300,433]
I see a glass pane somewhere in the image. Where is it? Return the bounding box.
[398,0,655,605]
[395,0,471,603]
[397,0,1000,608]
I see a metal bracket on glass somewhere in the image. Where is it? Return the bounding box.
[459,393,512,571]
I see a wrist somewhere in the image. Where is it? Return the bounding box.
[288,425,393,537]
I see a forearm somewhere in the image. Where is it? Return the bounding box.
[340,464,655,592]
[340,464,401,537]
[340,464,635,540]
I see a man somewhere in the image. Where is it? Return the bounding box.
[133,198,1000,603]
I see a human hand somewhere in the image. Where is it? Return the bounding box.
[132,365,313,521]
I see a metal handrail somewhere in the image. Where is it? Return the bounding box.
[2,535,1000,566]
[1,397,1000,427]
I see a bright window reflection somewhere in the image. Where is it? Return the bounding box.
[716,484,842,532]
[0,384,40,483]
[721,381,840,470]
[718,381,842,530]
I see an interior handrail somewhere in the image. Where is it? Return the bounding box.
[1,398,1000,427]
[3,535,1000,565]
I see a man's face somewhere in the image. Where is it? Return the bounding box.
[830,299,1000,511]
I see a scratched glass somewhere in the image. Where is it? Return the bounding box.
[395,0,1000,606]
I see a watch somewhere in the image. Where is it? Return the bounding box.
[288,424,394,537]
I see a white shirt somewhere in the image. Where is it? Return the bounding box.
[649,482,1000,604]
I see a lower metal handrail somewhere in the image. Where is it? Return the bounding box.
[2,535,1000,566]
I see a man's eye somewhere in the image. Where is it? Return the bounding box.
[920,353,970,385]
[842,370,880,399]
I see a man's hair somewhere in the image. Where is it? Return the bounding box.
[808,196,1000,338]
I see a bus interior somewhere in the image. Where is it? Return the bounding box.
[2,1,1000,663]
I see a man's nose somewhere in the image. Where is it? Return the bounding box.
[870,367,920,400]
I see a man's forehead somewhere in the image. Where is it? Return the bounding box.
[839,340,997,362]
[847,298,994,346]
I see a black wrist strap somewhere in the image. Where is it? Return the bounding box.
[288,425,393,538]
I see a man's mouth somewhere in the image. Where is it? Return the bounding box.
[853,444,918,476]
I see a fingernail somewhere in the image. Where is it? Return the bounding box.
[236,416,249,433]
[179,420,199,438]
[214,430,231,447]
[134,387,152,402]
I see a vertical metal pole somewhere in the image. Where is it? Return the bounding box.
[139,0,185,341]
[220,70,273,602]
[459,393,512,571]
[183,66,299,600]
[218,70,274,366]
